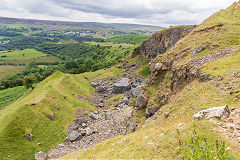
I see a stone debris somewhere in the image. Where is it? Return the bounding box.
[193,105,230,120]
[35,151,49,160]
[48,105,134,158]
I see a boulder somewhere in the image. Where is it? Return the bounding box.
[154,63,167,71]
[131,86,141,97]
[193,105,230,120]
[35,151,49,160]
[89,112,100,120]
[113,78,131,94]
[145,106,159,118]
[136,93,148,108]
[25,133,33,141]
[69,131,81,141]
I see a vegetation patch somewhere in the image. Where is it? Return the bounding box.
[0,86,29,109]
[0,49,47,61]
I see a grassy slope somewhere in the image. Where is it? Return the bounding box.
[0,72,97,160]
[58,3,240,159]
[104,35,150,44]
[0,86,29,109]
[0,49,46,60]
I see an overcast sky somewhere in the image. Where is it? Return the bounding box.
[0,0,237,27]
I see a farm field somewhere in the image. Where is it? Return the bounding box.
[0,49,47,61]
[7,56,62,65]
[0,65,26,79]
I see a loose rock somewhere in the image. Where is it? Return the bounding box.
[193,105,230,120]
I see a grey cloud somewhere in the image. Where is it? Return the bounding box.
[0,0,237,26]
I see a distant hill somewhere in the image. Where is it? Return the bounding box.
[0,17,163,34]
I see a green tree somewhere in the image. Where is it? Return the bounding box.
[23,75,36,89]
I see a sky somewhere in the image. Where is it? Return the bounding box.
[0,0,237,27]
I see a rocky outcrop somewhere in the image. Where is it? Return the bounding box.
[132,25,195,61]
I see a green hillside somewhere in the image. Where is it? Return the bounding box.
[104,35,150,44]
[56,2,240,159]
[0,72,96,159]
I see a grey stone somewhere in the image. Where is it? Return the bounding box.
[105,112,111,120]
[74,118,87,126]
[113,78,131,94]
[123,97,129,105]
[154,63,167,71]
[69,131,81,141]
[193,105,230,120]
[35,151,49,160]
[145,107,159,118]
[136,93,148,108]
[114,102,118,107]
[89,112,100,120]
[192,46,205,57]
[56,106,60,110]
[98,103,104,107]
[91,82,97,87]
[25,133,33,141]
[46,113,53,120]
[131,86,141,97]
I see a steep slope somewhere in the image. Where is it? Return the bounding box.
[57,2,240,159]
[132,25,195,61]
[0,72,97,159]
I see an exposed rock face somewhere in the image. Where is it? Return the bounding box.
[113,78,131,94]
[136,92,148,108]
[35,151,49,160]
[192,46,205,57]
[132,25,195,61]
[193,105,230,120]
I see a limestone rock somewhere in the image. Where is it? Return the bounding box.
[192,46,205,57]
[89,112,100,120]
[98,103,104,107]
[136,93,148,108]
[74,118,87,126]
[25,133,33,141]
[193,105,230,120]
[35,151,49,160]
[113,78,131,94]
[69,131,81,141]
[145,106,159,118]
[154,63,167,71]
[131,86,141,97]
